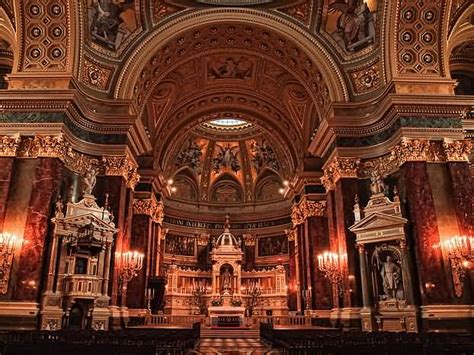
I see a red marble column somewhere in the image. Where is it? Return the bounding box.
[127,214,151,309]
[333,178,361,307]
[308,216,332,309]
[296,223,306,310]
[447,162,474,237]
[244,244,255,271]
[288,238,298,311]
[0,157,14,233]
[402,162,451,304]
[13,158,62,301]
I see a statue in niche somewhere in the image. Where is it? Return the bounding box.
[250,139,280,174]
[221,267,233,295]
[213,144,240,173]
[176,139,203,174]
[373,247,404,300]
[328,0,375,52]
[82,168,97,196]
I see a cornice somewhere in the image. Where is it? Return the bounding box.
[0,133,140,189]
[321,138,473,191]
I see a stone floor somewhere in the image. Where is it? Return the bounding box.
[190,337,280,355]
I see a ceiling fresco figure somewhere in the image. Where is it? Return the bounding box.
[87,0,137,50]
[328,0,375,51]
[213,144,241,173]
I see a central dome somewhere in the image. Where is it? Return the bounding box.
[215,216,240,248]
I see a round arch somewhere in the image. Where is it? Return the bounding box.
[114,8,348,108]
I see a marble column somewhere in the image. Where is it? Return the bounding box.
[13,158,62,301]
[357,244,372,308]
[308,216,332,309]
[0,157,14,233]
[447,162,473,237]
[333,178,361,307]
[127,214,151,309]
[296,223,305,312]
[402,162,451,304]
[287,235,298,311]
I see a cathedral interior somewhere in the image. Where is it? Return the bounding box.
[0,0,473,353]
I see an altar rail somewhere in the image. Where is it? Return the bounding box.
[129,314,326,329]
[129,315,206,327]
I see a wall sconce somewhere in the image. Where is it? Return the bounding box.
[0,233,23,295]
[115,250,144,286]
[317,251,344,295]
[441,236,473,297]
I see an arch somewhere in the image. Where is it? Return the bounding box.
[114,8,348,107]
[254,169,284,202]
[171,167,199,202]
[155,92,302,174]
[210,173,243,204]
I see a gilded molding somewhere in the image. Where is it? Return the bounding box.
[321,157,360,191]
[391,138,432,163]
[0,134,140,189]
[133,198,164,224]
[291,199,327,226]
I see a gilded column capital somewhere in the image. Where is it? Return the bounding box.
[102,155,140,189]
[0,135,20,156]
[322,157,360,191]
[291,203,305,226]
[243,234,256,246]
[291,199,327,226]
[442,140,472,162]
[285,229,296,242]
[133,198,164,224]
[391,138,431,164]
[197,233,211,246]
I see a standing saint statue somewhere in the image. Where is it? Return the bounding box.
[83,168,97,196]
[376,252,402,300]
[221,267,232,295]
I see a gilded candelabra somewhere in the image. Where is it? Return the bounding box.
[116,250,144,303]
[442,236,473,297]
[317,251,344,296]
[0,233,22,294]
[243,283,262,316]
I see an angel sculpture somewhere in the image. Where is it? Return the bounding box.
[328,0,375,51]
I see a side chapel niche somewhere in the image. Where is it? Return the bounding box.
[350,177,418,333]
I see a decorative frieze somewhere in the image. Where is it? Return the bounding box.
[321,157,360,191]
[133,198,164,224]
[360,138,473,178]
[291,199,327,226]
[0,134,140,189]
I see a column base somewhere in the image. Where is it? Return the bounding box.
[421,305,473,333]
[0,302,40,330]
[340,307,361,330]
[109,306,130,329]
